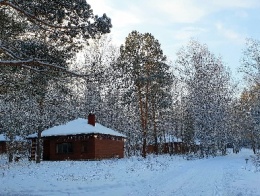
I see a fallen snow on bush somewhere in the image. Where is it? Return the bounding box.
[0,149,259,196]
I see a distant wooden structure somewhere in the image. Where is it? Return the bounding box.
[147,142,187,154]
[0,134,7,154]
[147,136,199,155]
[0,134,26,155]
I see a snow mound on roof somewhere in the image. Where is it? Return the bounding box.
[28,118,126,138]
[0,134,6,142]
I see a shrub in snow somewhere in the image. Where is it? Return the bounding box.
[184,153,201,160]
[251,153,260,172]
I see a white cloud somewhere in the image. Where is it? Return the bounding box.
[88,0,260,26]
[211,0,260,9]
[215,22,245,44]
[147,0,260,24]
[173,27,208,41]
[235,11,249,18]
[148,0,208,24]
[87,0,110,15]
[88,0,208,26]
[111,10,142,28]
[88,0,142,28]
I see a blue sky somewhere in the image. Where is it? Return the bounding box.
[87,0,260,82]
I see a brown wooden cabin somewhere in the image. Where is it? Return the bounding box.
[0,134,7,153]
[147,141,188,154]
[27,114,126,161]
[0,134,26,154]
[147,136,199,155]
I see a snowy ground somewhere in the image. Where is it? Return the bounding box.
[0,149,259,196]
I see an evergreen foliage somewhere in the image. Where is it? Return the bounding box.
[0,0,112,73]
[117,31,173,157]
[0,0,111,162]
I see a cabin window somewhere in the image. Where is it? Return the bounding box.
[81,142,88,153]
[56,143,73,154]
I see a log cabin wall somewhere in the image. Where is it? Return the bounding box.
[0,141,7,153]
[43,134,124,161]
[46,135,95,160]
[94,135,124,159]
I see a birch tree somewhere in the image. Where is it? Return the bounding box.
[241,38,260,85]
[175,40,233,156]
[239,86,260,153]
[240,38,260,153]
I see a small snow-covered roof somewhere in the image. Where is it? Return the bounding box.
[27,118,126,138]
[194,139,201,145]
[164,135,183,143]
[0,134,6,142]
[0,134,24,142]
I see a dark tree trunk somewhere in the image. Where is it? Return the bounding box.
[142,133,147,158]
[36,99,44,163]
[36,129,41,163]
[8,153,13,163]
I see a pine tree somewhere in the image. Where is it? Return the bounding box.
[0,0,112,74]
[117,31,172,157]
[1,1,112,163]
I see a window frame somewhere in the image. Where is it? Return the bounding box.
[56,142,73,154]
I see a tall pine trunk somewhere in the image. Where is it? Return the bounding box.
[137,83,148,158]
[152,97,158,155]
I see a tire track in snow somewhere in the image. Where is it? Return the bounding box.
[140,157,226,196]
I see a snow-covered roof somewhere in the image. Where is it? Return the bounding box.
[151,134,201,144]
[27,118,126,138]
[164,135,183,143]
[194,139,201,145]
[0,134,24,142]
[0,134,6,142]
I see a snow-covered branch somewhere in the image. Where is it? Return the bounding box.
[1,1,71,31]
[0,60,87,77]
[0,45,22,59]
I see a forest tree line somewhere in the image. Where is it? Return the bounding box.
[1,1,260,162]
